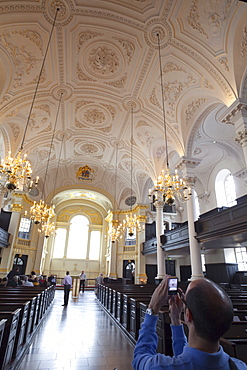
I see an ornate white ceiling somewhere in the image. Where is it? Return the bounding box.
[0,0,247,210]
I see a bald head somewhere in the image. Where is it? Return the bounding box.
[185,278,233,342]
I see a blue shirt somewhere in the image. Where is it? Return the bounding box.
[133,314,247,369]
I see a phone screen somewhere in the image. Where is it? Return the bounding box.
[168,277,178,295]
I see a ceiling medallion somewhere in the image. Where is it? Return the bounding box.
[144,20,171,49]
[76,165,95,181]
[44,0,73,25]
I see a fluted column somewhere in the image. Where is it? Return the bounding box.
[176,157,203,281]
[154,195,166,280]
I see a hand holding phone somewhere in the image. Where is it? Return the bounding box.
[168,277,178,295]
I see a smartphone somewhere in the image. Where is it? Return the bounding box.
[168,277,178,295]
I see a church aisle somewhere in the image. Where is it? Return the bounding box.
[17,290,134,370]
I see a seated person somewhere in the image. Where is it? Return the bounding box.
[7,275,19,287]
[22,276,34,286]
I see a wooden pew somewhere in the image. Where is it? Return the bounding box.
[0,309,21,370]
[0,302,30,358]
[0,319,7,350]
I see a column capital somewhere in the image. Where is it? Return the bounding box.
[219,98,247,125]
[175,156,202,172]
[235,128,247,147]
[154,199,165,209]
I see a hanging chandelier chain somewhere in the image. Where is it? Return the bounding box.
[157,33,169,168]
[41,92,63,199]
[113,143,118,217]
[130,105,134,212]
[20,7,60,151]
[51,133,65,201]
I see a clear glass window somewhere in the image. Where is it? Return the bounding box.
[89,230,101,260]
[67,215,89,259]
[224,174,237,207]
[125,228,136,246]
[18,217,32,239]
[215,169,237,208]
[53,228,66,258]
[235,247,247,271]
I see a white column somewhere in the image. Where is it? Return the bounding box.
[63,227,70,258]
[154,198,166,280]
[109,240,117,279]
[187,190,204,280]
[34,232,45,274]
[175,157,203,281]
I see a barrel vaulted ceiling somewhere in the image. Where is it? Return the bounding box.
[0,0,247,211]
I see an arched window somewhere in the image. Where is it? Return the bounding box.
[67,215,89,259]
[215,169,237,207]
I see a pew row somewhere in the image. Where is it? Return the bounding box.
[0,285,55,370]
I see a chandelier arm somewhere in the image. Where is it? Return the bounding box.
[41,92,63,199]
[20,7,60,152]
[157,33,169,169]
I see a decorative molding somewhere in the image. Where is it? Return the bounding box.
[235,128,247,146]
[241,25,247,58]
[105,74,127,88]
[219,57,229,72]
[113,37,135,64]
[8,122,20,141]
[219,98,247,125]
[187,0,208,39]
[88,46,120,76]
[11,204,23,212]
[185,98,207,125]
[57,205,102,224]
[77,31,103,54]
[169,39,235,100]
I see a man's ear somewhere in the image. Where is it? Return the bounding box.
[185,308,193,323]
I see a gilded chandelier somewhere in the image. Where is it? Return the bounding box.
[38,219,56,238]
[148,33,192,206]
[0,151,39,191]
[30,200,55,225]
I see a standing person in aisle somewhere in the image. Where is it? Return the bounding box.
[62,271,72,307]
[79,270,87,293]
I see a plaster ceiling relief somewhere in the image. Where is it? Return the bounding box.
[151,61,199,120]
[240,25,247,58]
[74,99,116,132]
[0,28,46,90]
[7,122,20,142]
[73,139,106,158]
[178,0,236,52]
